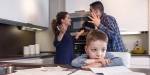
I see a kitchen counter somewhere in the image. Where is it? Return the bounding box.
[0,52,55,61]
[131,54,150,57]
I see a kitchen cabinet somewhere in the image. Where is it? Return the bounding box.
[101,0,148,32]
[25,0,49,27]
[65,0,97,13]
[130,56,150,68]
[0,0,49,27]
[42,57,54,64]
[0,0,26,23]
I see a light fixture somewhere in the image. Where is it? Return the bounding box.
[17,26,43,31]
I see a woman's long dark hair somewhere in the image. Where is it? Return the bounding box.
[51,12,68,36]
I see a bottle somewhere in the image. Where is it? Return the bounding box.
[132,40,144,54]
[35,44,40,55]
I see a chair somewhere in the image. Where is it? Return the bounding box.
[108,52,131,68]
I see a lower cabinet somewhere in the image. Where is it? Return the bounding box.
[130,56,150,68]
[42,57,54,64]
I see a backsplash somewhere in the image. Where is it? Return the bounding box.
[0,23,35,58]
[122,33,148,53]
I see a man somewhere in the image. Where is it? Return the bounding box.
[76,1,126,52]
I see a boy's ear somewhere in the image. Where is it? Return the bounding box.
[84,45,88,53]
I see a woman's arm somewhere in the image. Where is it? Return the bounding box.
[75,29,85,39]
[54,24,68,47]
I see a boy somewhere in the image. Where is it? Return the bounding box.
[72,30,124,69]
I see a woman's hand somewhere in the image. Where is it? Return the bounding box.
[59,24,68,34]
[88,10,101,29]
[57,24,68,41]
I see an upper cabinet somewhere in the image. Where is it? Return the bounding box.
[0,0,49,27]
[65,0,148,32]
[0,0,26,23]
[65,0,97,13]
[101,0,148,32]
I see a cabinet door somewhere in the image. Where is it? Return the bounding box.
[65,0,97,13]
[21,0,49,27]
[42,57,54,64]
[131,56,150,68]
[0,0,49,27]
[0,0,27,23]
[102,0,148,32]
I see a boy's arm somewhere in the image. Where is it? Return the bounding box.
[71,55,100,68]
[105,53,124,67]
[71,55,87,68]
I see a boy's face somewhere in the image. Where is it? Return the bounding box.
[85,40,107,59]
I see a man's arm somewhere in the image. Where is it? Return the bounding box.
[98,17,118,39]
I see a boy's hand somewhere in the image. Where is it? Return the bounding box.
[84,59,97,65]
[82,63,103,70]
[97,58,111,66]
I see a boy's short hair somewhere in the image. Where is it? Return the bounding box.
[86,30,108,45]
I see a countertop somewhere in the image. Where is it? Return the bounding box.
[0,52,55,61]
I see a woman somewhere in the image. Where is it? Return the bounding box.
[52,11,73,65]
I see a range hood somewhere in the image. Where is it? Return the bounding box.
[0,18,48,31]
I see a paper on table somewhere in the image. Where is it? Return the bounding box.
[90,66,145,75]
[9,71,71,75]
[8,66,71,75]
[70,70,96,75]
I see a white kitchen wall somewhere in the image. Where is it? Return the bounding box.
[36,29,55,52]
